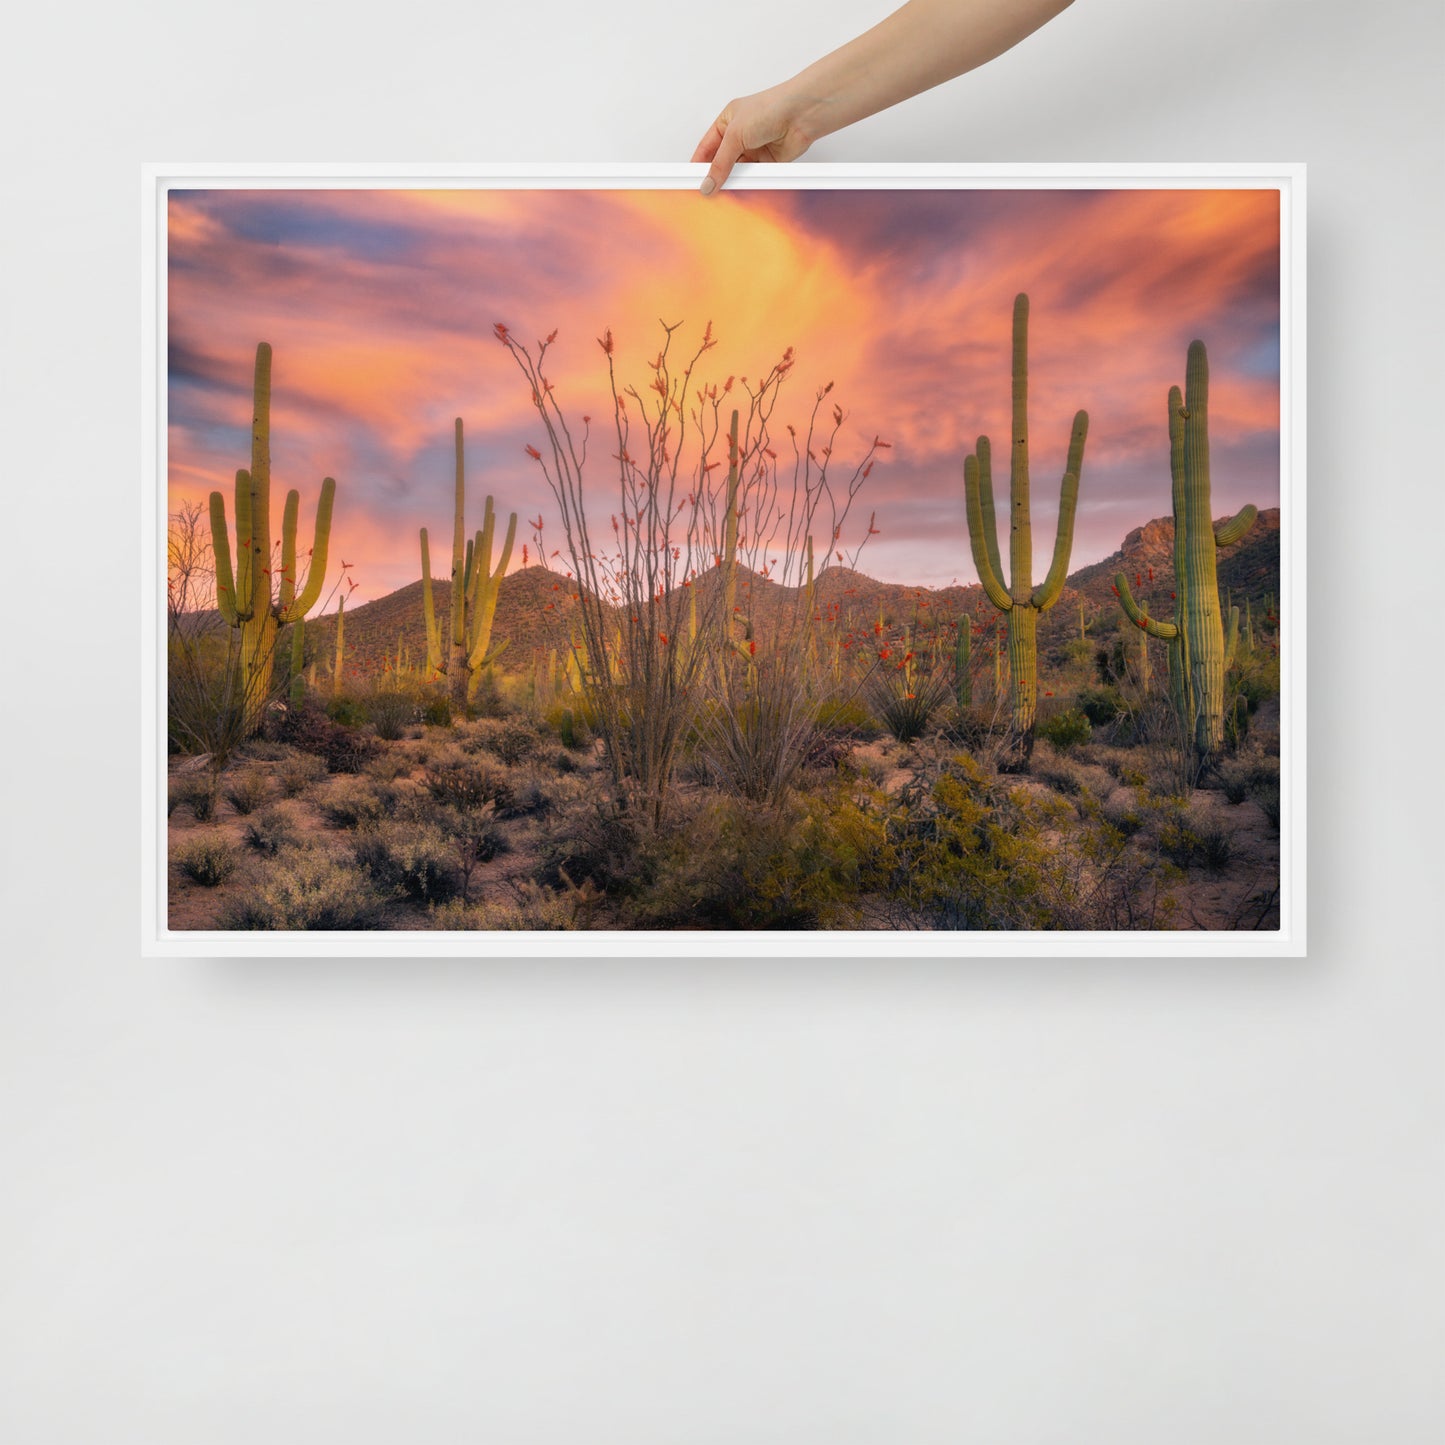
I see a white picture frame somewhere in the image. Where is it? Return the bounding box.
[142,162,1305,958]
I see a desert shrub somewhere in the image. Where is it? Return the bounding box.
[491,716,541,765]
[172,836,236,886]
[533,794,647,897]
[354,822,459,904]
[429,882,578,931]
[1034,754,1085,796]
[1076,686,1126,727]
[276,751,328,797]
[170,771,219,822]
[1100,788,1144,837]
[369,689,415,741]
[866,667,953,744]
[419,692,453,728]
[814,696,881,741]
[326,695,369,728]
[424,755,515,814]
[540,744,579,775]
[365,749,413,784]
[242,803,301,857]
[220,844,383,930]
[940,706,998,752]
[223,767,271,816]
[1063,637,1093,667]
[628,789,876,929]
[1037,707,1092,750]
[319,777,393,829]
[1158,807,1233,872]
[1218,755,1278,805]
[1252,780,1281,832]
[272,703,380,774]
[864,752,1177,930]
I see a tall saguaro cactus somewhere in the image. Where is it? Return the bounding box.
[209,343,337,733]
[1114,341,1257,762]
[963,294,1089,759]
[420,418,518,708]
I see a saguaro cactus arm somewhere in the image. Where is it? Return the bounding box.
[279,490,299,614]
[420,527,444,673]
[210,490,239,626]
[278,477,335,622]
[1214,504,1258,548]
[974,436,1005,586]
[1114,572,1179,640]
[1031,410,1089,609]
[964,450,1014,613]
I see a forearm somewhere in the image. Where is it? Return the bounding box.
[780,0,1075,146]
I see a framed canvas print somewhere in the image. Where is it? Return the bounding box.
[141,163,1305,956]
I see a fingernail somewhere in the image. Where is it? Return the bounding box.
[699,177,716,196]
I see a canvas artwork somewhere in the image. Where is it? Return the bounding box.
[147,167,1301,953]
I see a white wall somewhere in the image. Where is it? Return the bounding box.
[3,2,1441,1440]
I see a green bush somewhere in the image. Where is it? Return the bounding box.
[419,692,453,728]
[172,836,236,886]
[1037,707,1092,750]
[326,695,369,728]
[1076,686,1126,727]
[220,845,383,930]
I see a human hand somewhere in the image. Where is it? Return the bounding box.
[691,87,814,196]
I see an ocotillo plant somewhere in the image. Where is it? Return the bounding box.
[419,418,518,709]
[963,294,1089,761]
[1114,341,1257,762]
[497,319,883,817]
[208,343,337,732]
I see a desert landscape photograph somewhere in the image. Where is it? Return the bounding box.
[162,183,1284,934]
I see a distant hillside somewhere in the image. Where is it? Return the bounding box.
[285,508,1282,683]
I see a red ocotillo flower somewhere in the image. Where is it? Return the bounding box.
[598,328,614,355]
[525,444,541,460]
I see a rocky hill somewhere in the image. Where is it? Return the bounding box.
[291,509,1281,684]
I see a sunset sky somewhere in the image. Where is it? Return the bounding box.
[167,186,1280,606]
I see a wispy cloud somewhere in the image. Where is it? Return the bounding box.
[168,186,1279,599]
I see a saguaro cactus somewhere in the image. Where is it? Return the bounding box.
[964,294,1089,759]
[332,594,346,698]
[1114,341,1257,761]
[955,624,972,709]
[420,418,518,708]
[209,342,337,733]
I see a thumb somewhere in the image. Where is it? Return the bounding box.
[701,123,747,195]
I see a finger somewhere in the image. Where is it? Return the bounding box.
[702,124,747,195]
[691,118,727,165]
